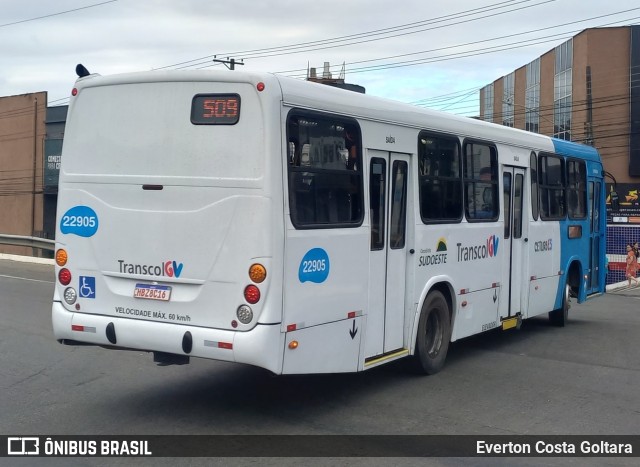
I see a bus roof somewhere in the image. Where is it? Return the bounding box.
[273,74,600,159]
[72,69,601,161]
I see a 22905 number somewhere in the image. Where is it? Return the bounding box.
[61,215,97,228]
[302,259,326,273]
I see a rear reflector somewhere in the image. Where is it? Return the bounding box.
[204,340,233,350]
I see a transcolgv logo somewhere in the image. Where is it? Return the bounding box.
[456,235,499,262]
[118,260,184,278]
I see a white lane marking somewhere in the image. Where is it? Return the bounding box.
[0,274,54,284]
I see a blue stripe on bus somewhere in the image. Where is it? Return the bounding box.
[553,150,606,309]
[551,138,600,162]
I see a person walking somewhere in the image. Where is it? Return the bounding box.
[626,244,639,287]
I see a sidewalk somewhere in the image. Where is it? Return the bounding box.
[607,279,640,294]
[0,253,54,266]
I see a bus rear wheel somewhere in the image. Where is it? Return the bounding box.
[549,283,570,327]
[412,291,451,374]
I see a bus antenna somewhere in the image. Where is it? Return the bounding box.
[76,63,90,78]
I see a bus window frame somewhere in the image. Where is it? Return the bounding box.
[566,158,588,220]
[530,151,539,221]
[463,138,499,222]
[285,108,364,230]
[538,152,566,221]
[417,130,463,224]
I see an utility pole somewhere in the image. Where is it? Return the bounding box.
[213,56,244,70]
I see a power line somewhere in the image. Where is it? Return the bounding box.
[277,7,640,77]
[47,7,640,105]
[0,0,118,28]
[159,0,552,70]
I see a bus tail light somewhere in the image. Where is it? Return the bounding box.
[64,287,77,305]
[59,268,72,286]
[236,305,253,324]
[56,249,68,266]
[244,285,260,304]
[249,263,267,283]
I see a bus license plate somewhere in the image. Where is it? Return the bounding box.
[133,283,171,301]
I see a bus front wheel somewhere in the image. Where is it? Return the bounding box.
[412,291,451,374]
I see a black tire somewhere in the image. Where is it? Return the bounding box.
[411,290,451,374]
[549,283,570,327]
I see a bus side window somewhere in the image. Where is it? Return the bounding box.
[538,153,565,220]
[286,112,363,228]
[418,132,462,223]
[567,159,587,219]
[463,141,498,221]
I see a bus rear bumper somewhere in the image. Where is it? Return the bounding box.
[52,302,284,374]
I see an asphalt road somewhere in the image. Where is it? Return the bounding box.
[1,257,638,466]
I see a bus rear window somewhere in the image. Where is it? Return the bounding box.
[62,83,262,180]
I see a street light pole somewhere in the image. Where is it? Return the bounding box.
[212,56,244,70]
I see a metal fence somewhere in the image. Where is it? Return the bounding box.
[0,234,55,252]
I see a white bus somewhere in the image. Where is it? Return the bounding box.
[52,68,606,375]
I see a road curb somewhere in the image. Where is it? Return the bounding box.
[0,253,55,265]
[606,280,633,292]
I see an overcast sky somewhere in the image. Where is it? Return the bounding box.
[2,0,639,115]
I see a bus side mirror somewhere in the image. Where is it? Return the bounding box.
[610,190,620,211]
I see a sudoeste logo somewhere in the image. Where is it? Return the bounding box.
[298,248,330,283]
[60,206,99,237]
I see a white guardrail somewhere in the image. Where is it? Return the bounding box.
[0,234,55,251]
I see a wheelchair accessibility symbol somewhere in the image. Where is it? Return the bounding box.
[79,276,96,299]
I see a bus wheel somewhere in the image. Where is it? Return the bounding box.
[549,283,570,327]
[412,291,451,374]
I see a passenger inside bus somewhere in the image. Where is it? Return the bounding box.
[469,166,495,219]
[345,129,358,170]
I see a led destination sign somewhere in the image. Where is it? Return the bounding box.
[191,94,240,125]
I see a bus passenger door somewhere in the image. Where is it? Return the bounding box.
[587,179,603,293]
[366,151,410,357]
[501,167,527,319]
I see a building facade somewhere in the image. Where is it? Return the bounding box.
[480,26,640,283]
[480,26,640,184]
[0,92,47,255]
